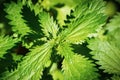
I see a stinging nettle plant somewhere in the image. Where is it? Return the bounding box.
[0,0,120,80]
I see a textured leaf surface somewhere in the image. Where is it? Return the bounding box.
[41,0,81,27]
[39,12,59,39]
[56,5,71,26]
[62,55,99,80]
[88,13,120,75]
[88,37,120,74]
[106,13,120,46]
[111,75,120,80]
[4,1,31,37]
[22,0,42,15]
[58,43,99,80]
[106,13,120,32]
[0,35,18,57]
[0,40,54,80]
[60,0,107,44]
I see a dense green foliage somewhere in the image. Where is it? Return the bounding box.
[0,0,120,80]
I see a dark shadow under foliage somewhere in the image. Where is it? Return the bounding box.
[72,42,92,59]
[21,6,43,35]
[0,53,18,74]
[21,5,46,47]
[41,68,53,80]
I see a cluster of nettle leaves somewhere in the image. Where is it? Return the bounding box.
[0,0,120,80]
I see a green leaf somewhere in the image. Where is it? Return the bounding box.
[41,0,82,27]
[106,13,120,46]
[41,0,76,10]
[0,40,54,80]
[59,0,107,44]
[88,13,120,75]
[50,63,64,80]
[104,1,117,17]
[62,55,99,80]
[4,1,31,37]
[11,53,23,62]
[88,36,120,75]
[106,13,120,32]
[0,35,18,57]
[57,43,99,80]
[56,5,71,27]
[41,0,91,10]
[23,0,42,15]
[111,75,120,80]
[39,12,59,39]
[57,42,73,58]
